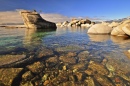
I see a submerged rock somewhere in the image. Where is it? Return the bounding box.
[94,74,114,86]
[22,71,34,82]
[38,48,54,58]
[85,77,95,86]
[20,10,57,29]
[85,61,109,75]
[20,81,33,86]
[124,50,130,59]
[0,55,26,67]
[59,52,77,64]
[71,62,88,71]
[55,45,84,52]
[27,61,45,74]
[0,68,23,86]
[77,51,89,62]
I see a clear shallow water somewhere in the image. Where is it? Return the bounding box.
[0,27,130,59]
[1,27,130,85]
[0,28,130,86]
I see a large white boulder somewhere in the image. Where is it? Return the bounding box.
[111,20,130,36]
[122,23,130,36]
[111,25,126,36]
[87,24,113,34]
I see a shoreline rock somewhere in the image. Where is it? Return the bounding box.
[20,10,57,29]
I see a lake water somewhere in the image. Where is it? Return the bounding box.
[1,27,130,85]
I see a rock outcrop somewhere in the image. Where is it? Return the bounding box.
[87,24,113,34]
[20,10,57,29]
[122,23,130,36]
[111,20,130,36]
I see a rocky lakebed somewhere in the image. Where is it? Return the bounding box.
[0,26,130,86]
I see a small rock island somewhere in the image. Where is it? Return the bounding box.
[20,10,57,29]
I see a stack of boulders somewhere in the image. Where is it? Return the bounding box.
[20,10,57,29]
[56,18,93,27]
[87,19,130,37]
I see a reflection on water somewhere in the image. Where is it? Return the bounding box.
[88,34,110,42]
[111,36,130,44]
[1,27,130,85]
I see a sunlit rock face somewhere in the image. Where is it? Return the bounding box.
[20,10,57,29]
[87,24,113,34]
[122,23,130,36]
[67,18,91,27]
[111,24,126,36]
[111,19,130,36]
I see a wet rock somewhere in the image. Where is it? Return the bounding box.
[45,55,59,68]
[22,71,34,81]
[94,74,114,86]
[85,61,109,75]
[71,62,88,71]
[85,68,93,75]
[59,52,77,64]
[101,58,108,65]
[75,72,83,81]
[27,61,45,74]
[0,81,5,86]
[106,63,115,77]
[105,55,130,80]
[0,55,26,66]
[112,76,128,86]
[43,80,50,86]
[85,77,95,86]
[45,55,58,63]
[124,50,130,59]
[20,81,33,86]
[38,48,54,58]
[59,81,75,86]
[0,68,23,86]
[63,65,67,71]
[69,75,77,82]
[78,51,89,62]
[42,74,49,82]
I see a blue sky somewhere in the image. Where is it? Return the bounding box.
[0,0,130,20]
